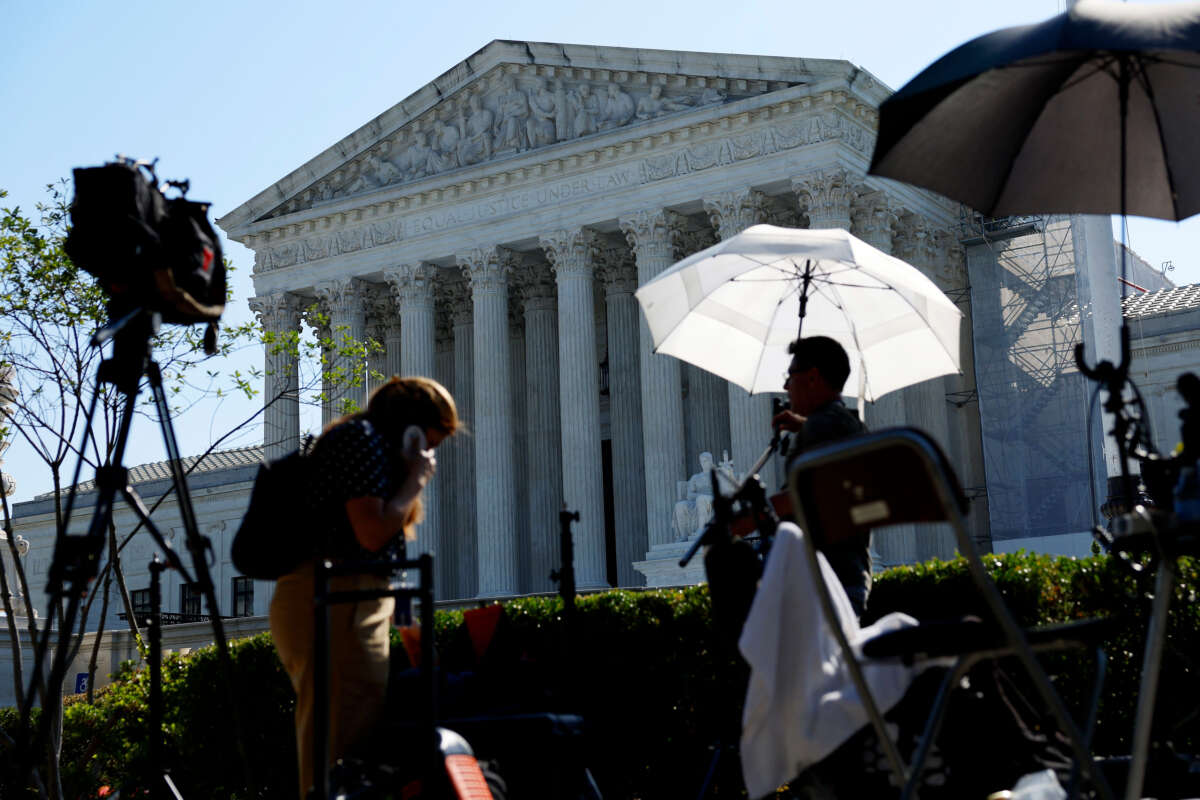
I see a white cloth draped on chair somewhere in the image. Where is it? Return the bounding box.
[738,523,929,799]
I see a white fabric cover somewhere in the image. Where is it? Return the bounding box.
[738,523,922,799]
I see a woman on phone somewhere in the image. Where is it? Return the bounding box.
[269,376,460,798]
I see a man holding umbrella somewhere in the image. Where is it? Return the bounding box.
[771,335,871,616]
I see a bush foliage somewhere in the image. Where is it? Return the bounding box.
[2,551,1196,798]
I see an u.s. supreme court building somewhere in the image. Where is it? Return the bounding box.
[218,39,994,599]
[10,41,1137,674]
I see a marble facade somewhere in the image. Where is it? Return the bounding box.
[221,41,975,593]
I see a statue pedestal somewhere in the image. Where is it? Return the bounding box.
[632,540,707,587]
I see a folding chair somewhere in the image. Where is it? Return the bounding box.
[787,427,1114,800]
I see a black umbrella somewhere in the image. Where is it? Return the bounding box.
[869,0,1200,222]
[871,5,1200,799]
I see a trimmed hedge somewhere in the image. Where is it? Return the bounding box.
[3,552,1197,798]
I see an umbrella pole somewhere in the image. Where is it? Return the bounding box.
[1114,58,1137,511]
[797,259,813,337]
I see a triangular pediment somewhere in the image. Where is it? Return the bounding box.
[218,40,868,236]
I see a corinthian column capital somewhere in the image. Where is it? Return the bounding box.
[851,190,901,252]
[384,262,439,311]
[671,224,718,260]
[932,229,967,289]
[619,209,677,264]
[457,247,514,296]
[539,228,596,278]
[703,188,770,240]
[442,275,474,326]
[894,212,939,267]
[248,291,303,331]
[514,260,557,312]
[313,277,365,321]
[594,242,638,297]
[791,168,864,230]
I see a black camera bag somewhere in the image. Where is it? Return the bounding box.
[231,436,317,580]
[65,162,226,351]
[157,195,226,325]
[65,163,167,289]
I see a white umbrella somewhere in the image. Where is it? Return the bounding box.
[634,224,963,402]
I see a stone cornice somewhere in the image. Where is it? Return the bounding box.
[1131,338,1200,358]
[219,42,882,234]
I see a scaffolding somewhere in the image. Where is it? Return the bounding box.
[960,211,1106,543]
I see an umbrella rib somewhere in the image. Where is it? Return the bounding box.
[811,279,900,291]
[870,275,962,374]
[816,265,960,392]
[985,55,1100,212]
[1052,53,1120,94]
[1131,57,1182,220]
[817,278,877,402]
[749,291,794,394]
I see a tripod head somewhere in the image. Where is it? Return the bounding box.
[93,305,162,394]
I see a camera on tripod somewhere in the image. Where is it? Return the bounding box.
[64,157,226,353]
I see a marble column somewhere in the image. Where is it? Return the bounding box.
[849,190,917,568]
[598,247,649,587]
[434,312,456,597]
[385,264,438,377]
[673,226,730,471]
[620,210,687,550]
[895,214,958,562]
[314,278,368,417]
[519,263,563,594]
[540,229,608,589]
[932,233,989,551]
[446,278,477,598]
[458,248,518,596]
[301,305,335,428]
[248,291,302,460]
[851,190,908,432]
[704,190,777,489]
[384,309,403,380]
[385,264,441,558]
[509,300,530,592]
[363,284,392,398]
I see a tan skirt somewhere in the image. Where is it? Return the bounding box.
[268,561,395,799]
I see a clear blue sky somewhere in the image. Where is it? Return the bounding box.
[2,0,1197,502]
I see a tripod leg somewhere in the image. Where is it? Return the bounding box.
[19,366,137,784]
[119,485,192,582]
[144,359,259,793]
[694,741,725,800]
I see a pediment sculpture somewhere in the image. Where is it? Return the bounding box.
[275,70,749,216]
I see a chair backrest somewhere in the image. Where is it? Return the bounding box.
[787,427,970,551]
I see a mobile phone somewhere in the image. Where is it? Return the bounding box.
[402,425,427,458]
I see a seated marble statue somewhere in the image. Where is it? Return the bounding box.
[673,451,731,541]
